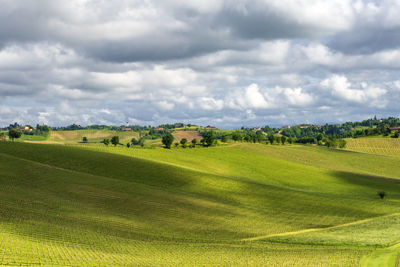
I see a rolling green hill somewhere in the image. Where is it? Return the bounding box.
[1,142,400,265]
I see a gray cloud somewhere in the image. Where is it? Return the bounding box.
[0,0,399,128]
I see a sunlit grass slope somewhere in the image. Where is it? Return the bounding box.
[49,129,139,144]
[0,142,399,265]
[345,137,400,157]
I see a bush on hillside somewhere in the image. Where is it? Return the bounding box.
[203,131,216,147]
[378,191,386,199]
[162,133,174,149]
[180,138,187,148]
[8,129,22,141]
[111,136,120,146]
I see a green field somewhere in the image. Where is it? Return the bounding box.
[1,141,400,265]
[49,129,140,144]
[345,138,400,157]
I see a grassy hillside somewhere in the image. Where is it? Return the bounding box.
[49,129,139,144]
[345,137,400,157]
[1,142,400,265]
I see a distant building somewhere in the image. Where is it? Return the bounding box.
[298,124,311,129]
[253,127,261,131]
[389,127,400,132]
[19,126,32,131]
[155,127,164,131]
[122,128,132,131]
[205,125,216,129]
[282,125,291,129]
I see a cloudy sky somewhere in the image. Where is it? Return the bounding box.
[1,0,400,128]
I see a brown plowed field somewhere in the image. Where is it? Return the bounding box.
[172,131,202,142]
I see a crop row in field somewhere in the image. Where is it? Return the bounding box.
[345,138,400,157]
[1,142,400,265]
[49,130,139,144]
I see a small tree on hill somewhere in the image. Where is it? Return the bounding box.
[268,135,275,144]
[191,138,197,147]
[275,136,281,144]
[162,133,174,149]
[281,136,287,145]
[174,142,179,148]
[378,191,386,199]
[200,139,205,146]
[203,131,216,147]
[103,138,110,146]
[8,129,22,141]
[126,142,131,148]
[82,137,88,143]
[131,138,139,145]
[111,136,119,146]
[393,131,399,138]
[256,133,264,143]
[221,135,228,143]
[232,133,243,142]
[180,138,187,148]
[288,137,293,144]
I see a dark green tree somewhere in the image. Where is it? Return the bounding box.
[131,138,139,145]
[281,136,287,145]
[256,133,264,143]
[275,136,281,144]
[180,138,188,148]
[203,131,216,146]
[126,142,131,148]
[103,138,110,146]
[174,142,179,148]
[191,138,197,147]
[111,136,120,146]
[162,133,174,149]
[232,133,242,142]
[268,135,275,144]
[82,137,88,143]
[393,131,399,138]
[221,135,228,142]
[8,129,22,141]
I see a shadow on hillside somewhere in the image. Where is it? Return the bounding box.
[329,170,400,198]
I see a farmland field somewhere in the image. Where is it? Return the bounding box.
[172,130,202,142]
[49,129,140,144]
[1,141,400,266]
[345,137,400,157]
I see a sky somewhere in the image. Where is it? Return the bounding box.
[1,0,400,128]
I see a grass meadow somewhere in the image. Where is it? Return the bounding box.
[0,137,400,265]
